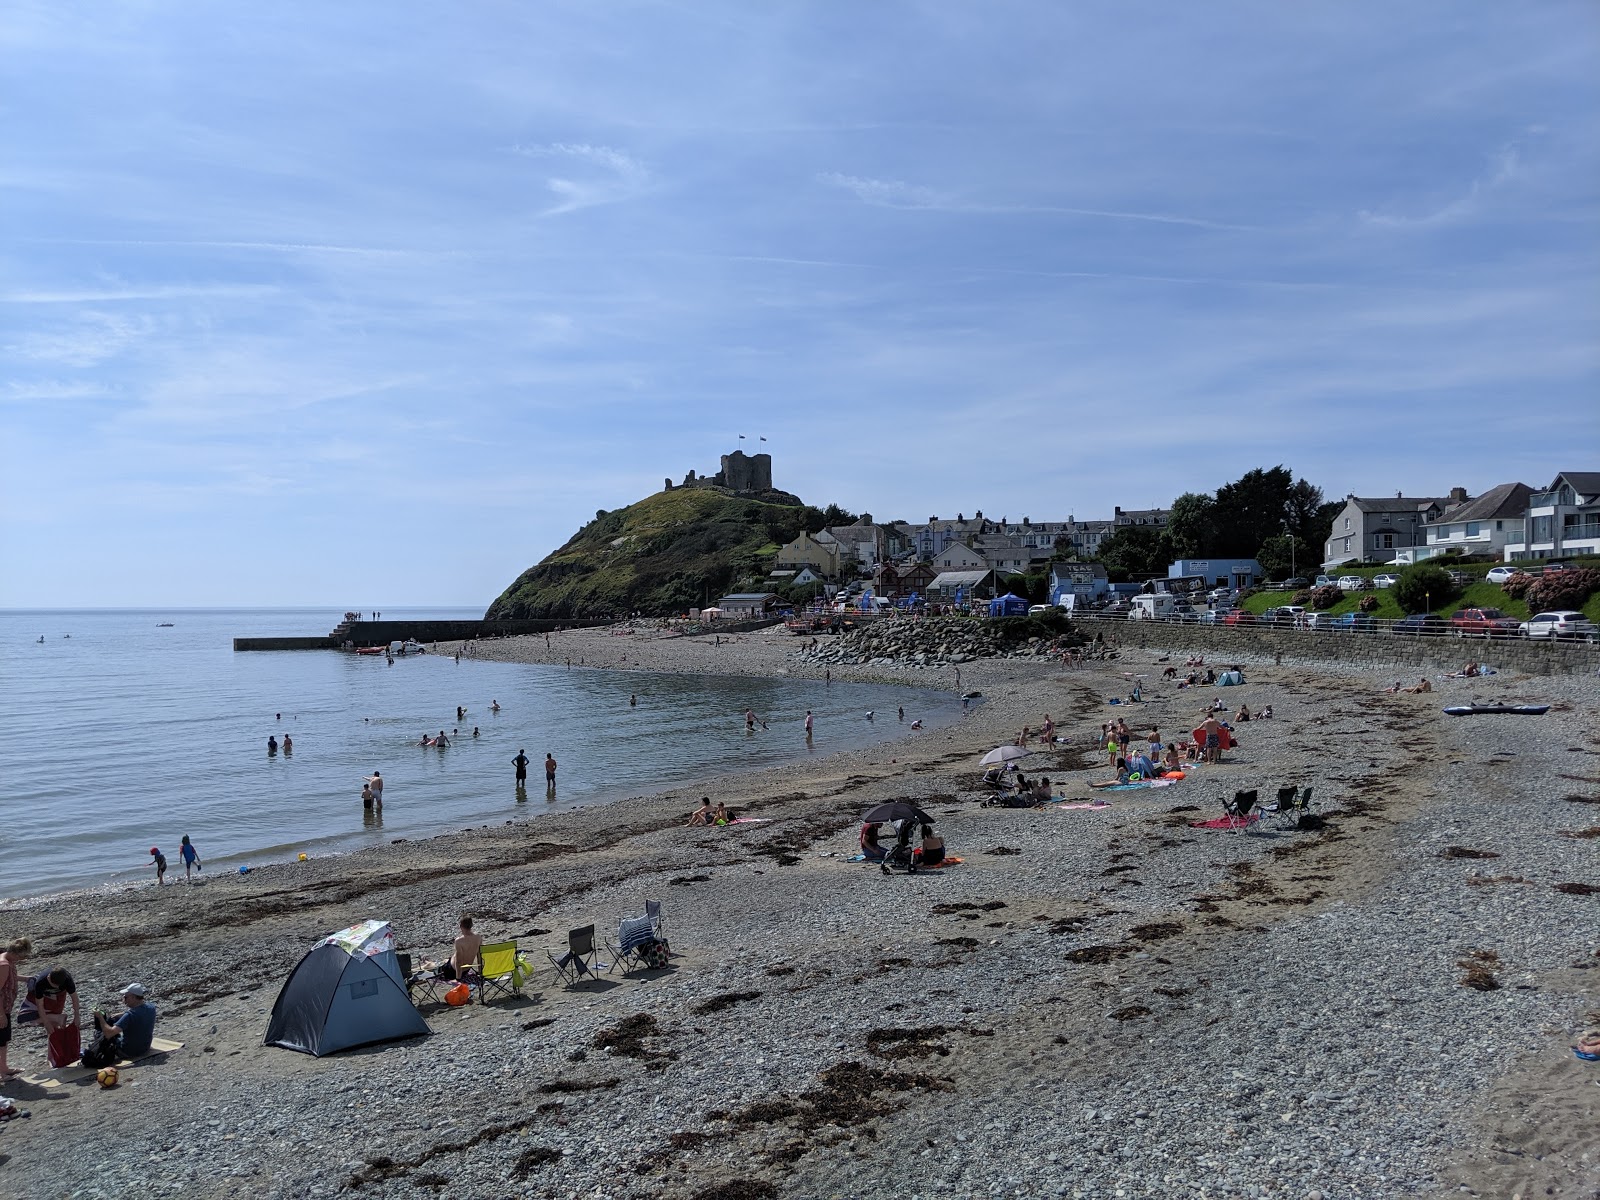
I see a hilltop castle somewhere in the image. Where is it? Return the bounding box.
[667,449,793,502]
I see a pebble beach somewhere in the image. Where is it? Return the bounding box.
[2,623,1596,1199]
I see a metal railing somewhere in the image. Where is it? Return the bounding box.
[1072,611,1598,645]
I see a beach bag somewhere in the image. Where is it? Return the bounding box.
[47,1023,81,1068]
[445,983,471,1007]
[79,1034,119,1070]
[638,939,670,970]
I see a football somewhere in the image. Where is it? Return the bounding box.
[96,1067,119,1088]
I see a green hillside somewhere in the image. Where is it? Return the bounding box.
[486,487,820,619]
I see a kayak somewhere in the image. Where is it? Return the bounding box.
[1443,704,1550,717]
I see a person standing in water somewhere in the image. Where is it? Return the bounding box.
[367,772,383,809]
[512,749,529,786]
[544,753,557,790]
[804,710,814,739]
[267,736,278,754]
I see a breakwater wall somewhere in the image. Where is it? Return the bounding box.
[234,617,603,652]
[1076,616,1598,677]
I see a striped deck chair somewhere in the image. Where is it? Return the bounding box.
[608,915,661,975]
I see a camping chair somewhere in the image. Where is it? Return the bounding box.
[398,952,442,1006]
[476,940,533,1004]
[548,925,607,986]
[1263,786,1298,827]
[644,898,664,941]
[607,915,662,974]
[1274,786,1315,830]
[1221,789,1259,833]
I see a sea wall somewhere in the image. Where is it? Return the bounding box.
[1079,615,1598,677]
[234,617,602,651]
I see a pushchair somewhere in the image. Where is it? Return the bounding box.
[880,819,918,875]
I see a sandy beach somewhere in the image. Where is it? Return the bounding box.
[1,623,1596,1199]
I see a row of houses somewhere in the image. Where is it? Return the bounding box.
[1321,470,1600,568]
[772,506,1170,586]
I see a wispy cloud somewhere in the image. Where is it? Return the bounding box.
[1358,139,1529,229]
[510,141,652,216]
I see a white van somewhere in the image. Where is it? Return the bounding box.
[1130,594,1177,621]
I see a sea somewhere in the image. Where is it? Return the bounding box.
[0,609,965,902]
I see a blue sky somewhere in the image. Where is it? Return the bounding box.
[3,1,1597,606]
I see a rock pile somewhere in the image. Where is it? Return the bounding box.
[800,616,1092,670]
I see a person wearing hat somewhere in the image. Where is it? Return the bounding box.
[91,984,157,1060]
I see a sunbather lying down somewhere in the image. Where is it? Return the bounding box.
[1089,759,1132,789]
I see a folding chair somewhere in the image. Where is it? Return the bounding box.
[607,915,661,974]
[1264,786,1299,828]
[398,952,443,1005]
[644,898,664,941]
[476,940,533,1004]
[1221,789,1259,832]
[547,925,607,986]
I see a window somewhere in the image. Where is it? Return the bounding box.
[1495,520,1503,531]
[1343,516,1350,531]
[1343,536,1351,553]
[1466,522,1481,537]
[1381,514,1390,524]
[1377,533,1394,549]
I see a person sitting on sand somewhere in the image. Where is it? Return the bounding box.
[1402,678,1433,694]
[1203,668,1216,685]
[1462,662,1481,677]
[1031,777,1053,802]
[1260,705,1273,719]
[1089,759,1132,790]
[1234,703,1250,722]
[912,825,946,868]
[1127,752,1157,779]
[685,797,713,827]
[87,983,156,1064]
[1162,744,1181,771]
[713,802,731,826]
[860,822,887,861]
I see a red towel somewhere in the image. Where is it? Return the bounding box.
[1189,814,1258,830]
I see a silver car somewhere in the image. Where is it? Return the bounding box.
[1519,611,1599,642]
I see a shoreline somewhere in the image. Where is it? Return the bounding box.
[1,630,1595,1198]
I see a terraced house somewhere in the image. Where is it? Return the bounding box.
[1322,489,1466,567]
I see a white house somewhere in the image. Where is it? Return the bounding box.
[933,541,987,571]
[1503,470,1600,562]
[1399,482,1531,564]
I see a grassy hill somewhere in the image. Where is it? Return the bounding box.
[486,487,819,620]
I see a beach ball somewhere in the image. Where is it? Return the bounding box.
[96,1067,119,1088]
[297,853,308,862]
[238,865,250,874]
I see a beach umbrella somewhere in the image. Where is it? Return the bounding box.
[862,800,932,826]
[979,745,1033,767]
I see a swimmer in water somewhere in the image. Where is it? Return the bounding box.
[282,735,292,753]
[910,719,923,730]
[629,694,637,707]
[267,736,278,753]
[490,700,501,712]
[472,726,480,738]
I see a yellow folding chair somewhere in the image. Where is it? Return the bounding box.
[475,940,532,1004]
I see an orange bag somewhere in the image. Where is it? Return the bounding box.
[445,982,471,1006]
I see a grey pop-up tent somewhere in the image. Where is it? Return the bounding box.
[264,920,428,1056]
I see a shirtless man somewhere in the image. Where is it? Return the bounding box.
[439,916,483,984]
[366,772,383,808]
[1201,715,1224,764]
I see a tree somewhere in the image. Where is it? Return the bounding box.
[1209,466,1330,560]
[1393,564,1458,614]
[1256,533,1314,581]
[1093,525,1174,581]
[1166,492,1218,558]
[819,503,859,527]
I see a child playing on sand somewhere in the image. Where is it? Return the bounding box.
[178,836,202,881]
[149,846,167,886]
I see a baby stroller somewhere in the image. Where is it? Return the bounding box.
[880,819,918,875]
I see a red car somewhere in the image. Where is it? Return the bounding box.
[1222,610,1257,626]
[1451,607,1520,637]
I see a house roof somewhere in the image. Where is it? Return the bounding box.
[1553,471,1600,499]
[1346,495,1455,514]
[928,570,994,587]
[718,593,779,602]
[1426,481,1532,525]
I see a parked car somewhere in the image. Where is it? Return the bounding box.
[1394,613,1449,637]
[1170,605,1203,623]
[1328,612,1374,631]
[1282,577,1309,590]
[1447,570,1473,586]
[1451,607,1521,637]
[1485,566,1519,585]
[1336,575,1368,590]
[1261,606,1306,626]
[1314,575,1333,587]
[1221,610,1257,626]
[1372,573,1399,588]
[1028,604,1053,616]
[1519,611,1599,641]
[1301,611,1337,629]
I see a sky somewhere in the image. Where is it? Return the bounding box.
[3,1,1597,607]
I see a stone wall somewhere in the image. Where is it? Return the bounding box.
[235,617,605,651]
[719,450,773,494]
[1076,616,1598,677]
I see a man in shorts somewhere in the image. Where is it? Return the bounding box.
[544,753,557,789]
[1201,715,1223,765]
[437,916,484,984]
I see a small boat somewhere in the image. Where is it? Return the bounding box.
[157,622,174,627]
[1443,704,1550,717]
[355,646,385,656]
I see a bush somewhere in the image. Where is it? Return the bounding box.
[1500,572,1537,601]
[1291,589,1312,606]
[1358,595,1380,613]
[1526,567,1600,613]
[1309,584,1344,611]
[1393,564,1458,614]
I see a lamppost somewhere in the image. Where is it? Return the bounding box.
[1283,521,1295,582]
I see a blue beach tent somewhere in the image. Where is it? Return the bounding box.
[987,593,1030,618]
[264,920,428,1056]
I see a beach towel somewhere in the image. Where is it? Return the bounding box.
[1189,814,1259,830]
[21,1037,185,1088]
[1047,802,1112,812]
[723,818,773,825]
[1100,778,1175,792]
[916,856,964,869]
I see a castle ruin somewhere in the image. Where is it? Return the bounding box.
[666,449,777,497]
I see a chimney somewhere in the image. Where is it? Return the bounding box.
[1114,506,1123,517]
[1396,491,1402,499]
[1448,486,1467,503]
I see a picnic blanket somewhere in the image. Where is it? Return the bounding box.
[1189,814,1259,830]
[18,1036,185,1088]
[1046,802,1112,812]
[1100,778,1176,792]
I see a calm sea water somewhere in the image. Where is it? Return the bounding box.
[0,609,962,901]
